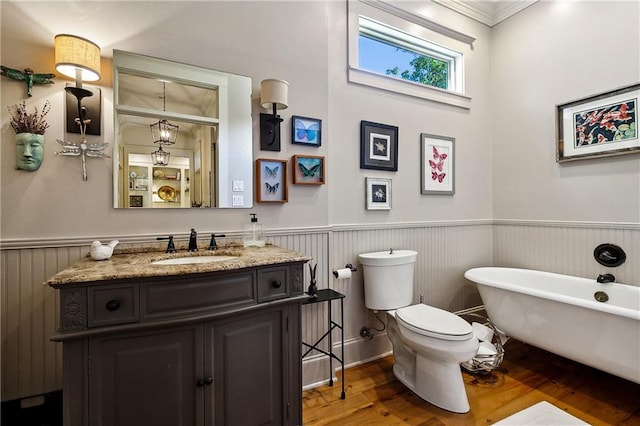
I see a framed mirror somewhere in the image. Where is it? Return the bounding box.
[113,50,253,208]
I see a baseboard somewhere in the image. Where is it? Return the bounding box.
[302,332,391,390]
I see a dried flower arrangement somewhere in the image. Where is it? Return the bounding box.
[7,100,51,135]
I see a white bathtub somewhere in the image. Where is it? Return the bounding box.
[464,267,640,384]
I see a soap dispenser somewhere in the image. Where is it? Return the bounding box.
[243,213,265,248]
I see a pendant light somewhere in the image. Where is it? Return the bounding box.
[151,145,170,166]
[150,82,178,165]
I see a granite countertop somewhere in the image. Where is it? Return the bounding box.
[46,242,312,287]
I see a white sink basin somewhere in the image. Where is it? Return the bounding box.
[151,255,238,265]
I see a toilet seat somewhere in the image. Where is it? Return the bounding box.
[395,304,473,341]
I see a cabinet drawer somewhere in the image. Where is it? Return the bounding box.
[257,267,288,303]
[142,272,255,320]
[88,284,139,328]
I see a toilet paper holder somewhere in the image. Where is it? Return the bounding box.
[332,263,358,278]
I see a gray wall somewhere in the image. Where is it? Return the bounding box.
[491,1,640,222]
[1,1,495,240]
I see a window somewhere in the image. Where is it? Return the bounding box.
[348,0,473,109]
[358,17,458,92]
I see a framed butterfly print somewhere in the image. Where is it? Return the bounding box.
[292,116,322,147]
[365,177,392,210]
[557,83,640,162]
[421,133,454,195]
[256,158,288,203]
[360,121,398,171]
[292,155,325,185]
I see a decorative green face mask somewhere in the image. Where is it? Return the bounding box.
[16,133,45,171]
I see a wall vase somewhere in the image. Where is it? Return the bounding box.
[15,132,45,171]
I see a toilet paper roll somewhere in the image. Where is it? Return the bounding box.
[472,322,494,342]
[333,268,352,279]
[477,341,498,356]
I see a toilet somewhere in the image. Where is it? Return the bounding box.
[358,249,479,413]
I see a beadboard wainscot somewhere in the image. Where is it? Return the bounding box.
[2,220,637,400]
[493,220,639,286]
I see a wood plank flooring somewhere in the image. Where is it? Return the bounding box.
[302,339,640,425]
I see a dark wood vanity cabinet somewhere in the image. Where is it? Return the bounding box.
[53,262,305,426]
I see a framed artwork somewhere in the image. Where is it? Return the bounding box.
[292,155,325,185]
[292,116,322,147]
[256,158,288,203]
[557,83,639,162]
[365,177,392,210]
[129,195,143,207]
[421,133,455,195]
[360,120,398,171]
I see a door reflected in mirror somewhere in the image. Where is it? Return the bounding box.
[113,50,253,209]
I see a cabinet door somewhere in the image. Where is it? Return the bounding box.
[207,308,284,425]
[89,326,203,426]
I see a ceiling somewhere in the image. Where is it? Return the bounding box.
[432,0,539,27]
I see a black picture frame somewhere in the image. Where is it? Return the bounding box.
[360,120,398,171]
[291,115,322,147]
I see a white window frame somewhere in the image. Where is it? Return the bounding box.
[348,0,474,109]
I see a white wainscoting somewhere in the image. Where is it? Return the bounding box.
[493,221,639,286]
[1,220,636,400]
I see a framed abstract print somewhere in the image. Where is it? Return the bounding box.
[557,84,639,162]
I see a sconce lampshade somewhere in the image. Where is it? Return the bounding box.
[260,79,289,110]
[54,34,101,82]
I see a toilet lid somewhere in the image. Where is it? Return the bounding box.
[395,304,473,341]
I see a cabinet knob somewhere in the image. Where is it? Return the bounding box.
[105,299,121,311]
[196,377,213,387]
[271,280,282,289]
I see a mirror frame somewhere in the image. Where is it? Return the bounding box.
[113,50,253,208]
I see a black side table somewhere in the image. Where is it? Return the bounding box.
[302,288,346,399]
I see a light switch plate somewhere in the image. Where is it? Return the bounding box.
[232,180,244,192]
[232,195,244,206]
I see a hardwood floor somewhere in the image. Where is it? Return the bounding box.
[302,339,640,425]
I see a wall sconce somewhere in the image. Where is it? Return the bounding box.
[55,34,102,134]
[54,34,109,181]
[55,34,101,122]
[260,78,288,151]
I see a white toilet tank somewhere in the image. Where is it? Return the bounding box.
[358,250,418,310]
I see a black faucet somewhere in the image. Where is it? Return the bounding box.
[596,273,615,283]
[156,235,176,253]
[208,234,226,250]
[188,228,198,252]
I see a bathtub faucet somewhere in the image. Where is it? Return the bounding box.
[596,273,615,284]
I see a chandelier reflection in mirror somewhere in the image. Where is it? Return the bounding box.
[150,82,178,165]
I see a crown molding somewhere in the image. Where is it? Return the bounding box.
[432,0,539,27]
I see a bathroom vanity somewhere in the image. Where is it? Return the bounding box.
[47,244,311,426]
